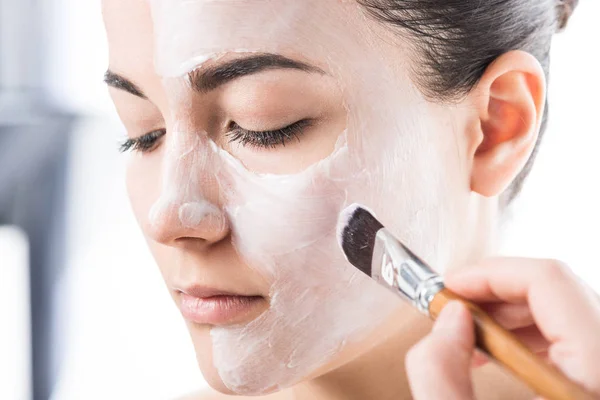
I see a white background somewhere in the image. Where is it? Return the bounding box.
[1,1,599,399]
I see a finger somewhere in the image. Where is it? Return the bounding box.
[445,258,600,340]
[447,258,600,393]
[483,302,534,329]
[511,325,550,353]
[549,341,600,394]
[471,350,490,368]
[445,258,565,303]
[470,324,548,369]
[536,350,549,362]
[468,327,549,360]
[406,302,476,400]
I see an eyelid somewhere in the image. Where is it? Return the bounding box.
[226,119,313,149]
[229,118,313,133]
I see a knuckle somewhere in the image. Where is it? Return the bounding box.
[540,259,573,281]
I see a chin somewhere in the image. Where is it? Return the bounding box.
[187,324,375,397]
[187,322,293,396]
[199,363,282,397]
[201,370,237,396]
[184,323,229,394]
[186,307,408,397]
[186,321,272,396]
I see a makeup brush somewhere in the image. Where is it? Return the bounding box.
[337,204,596,400]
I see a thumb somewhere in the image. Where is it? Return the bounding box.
[407,301,476,400]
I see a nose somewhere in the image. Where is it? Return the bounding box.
[147,196,230,246]
[146,132,230,247]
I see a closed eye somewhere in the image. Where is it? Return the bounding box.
[120,129,166,153]
[226,119,313,149]
[120,118,313,154]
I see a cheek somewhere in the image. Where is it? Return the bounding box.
[205,129,402,394]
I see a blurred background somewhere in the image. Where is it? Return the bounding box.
[0,1,599,399]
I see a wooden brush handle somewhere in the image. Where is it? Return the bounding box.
[429,288,597,400]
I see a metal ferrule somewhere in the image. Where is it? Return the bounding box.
[372,228,445,316]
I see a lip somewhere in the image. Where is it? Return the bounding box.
[177,286,267,326]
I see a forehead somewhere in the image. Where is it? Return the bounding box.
[149,0,364,77]
[103,0,380,77]
[103,0,155,78]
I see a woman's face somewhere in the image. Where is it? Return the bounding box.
[103,0,475,395]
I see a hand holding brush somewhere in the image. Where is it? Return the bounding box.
[406,260,600,399]
[338,205,599,400]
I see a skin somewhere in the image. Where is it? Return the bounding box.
[407,259,600,399]
[99,0,590,398]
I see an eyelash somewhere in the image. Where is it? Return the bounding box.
[120,119,312,154]
[226,119,312,149]
[120,130,166,153]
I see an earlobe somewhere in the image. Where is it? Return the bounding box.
[469,50,546,198]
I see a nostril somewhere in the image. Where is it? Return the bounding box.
[147,199,229,245]
[179,201,229,243]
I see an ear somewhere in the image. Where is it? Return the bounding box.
[468,50,546,197]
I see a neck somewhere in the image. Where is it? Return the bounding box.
[290,305,431,400]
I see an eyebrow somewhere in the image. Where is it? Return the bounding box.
[103,70,147,99]
[104,53,324,99]
[189,53,324,93]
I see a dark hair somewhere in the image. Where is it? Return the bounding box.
[358,0,579,205]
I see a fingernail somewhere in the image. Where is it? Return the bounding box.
[433,301,467,339]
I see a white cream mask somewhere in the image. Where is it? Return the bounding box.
[147,0,468,395]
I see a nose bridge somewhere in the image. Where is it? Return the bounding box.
[164,129,218,200]
[148,130,228,244]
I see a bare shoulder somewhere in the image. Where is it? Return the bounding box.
[177,389,288,400]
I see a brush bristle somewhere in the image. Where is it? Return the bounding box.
[337,204,384,277]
